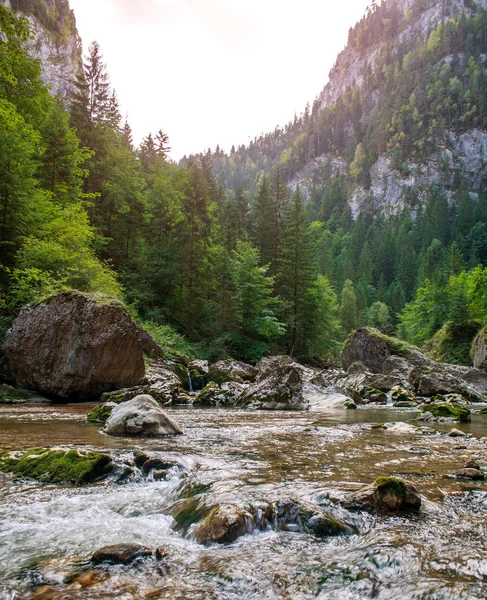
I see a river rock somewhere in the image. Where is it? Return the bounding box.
[102,362,184,406]
[91,543,152,564]
[208,360,258,384]
[192,504,252,544]
[340,327,487,403]
[418,403,471,422]
[0,448,113,484]
[341,328,393,372]
[236,364,307,410]
[195,381,246,407]
[3,292,145,401]
[0,384,51,405]
[137,326,166,360]
[257,355,294,376]
[104,395,183,436]
[275,499,355,536]
[343,476,421,512]
[87,402,116,423]
[454,468,485,480]
[447,428,467,437]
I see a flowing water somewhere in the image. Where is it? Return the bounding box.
[1,402,487,599]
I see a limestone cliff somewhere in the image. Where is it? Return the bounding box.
[289,0,487,217]
[8,0,81,100]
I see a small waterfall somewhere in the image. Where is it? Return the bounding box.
[188,371,194,393]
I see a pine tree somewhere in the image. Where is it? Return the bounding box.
[340,279,358,333]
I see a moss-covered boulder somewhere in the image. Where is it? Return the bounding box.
[0,448,113,484]
[343,476,421,513]
[390,386,416,404]
[419,403,471,422]
[361,387,387,404]
[86,402,116,423]
[275,499,356,536]
[195,382,220,406]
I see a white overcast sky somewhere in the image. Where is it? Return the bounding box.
[69,0,371,160]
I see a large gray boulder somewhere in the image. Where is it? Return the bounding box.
[104,394,183,436]
[3,292,145,401]
[341,328,392,372]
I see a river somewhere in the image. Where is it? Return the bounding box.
[1,403,487,599]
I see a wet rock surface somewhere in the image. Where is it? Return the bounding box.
[342,476,422,513]
[104,394,183,436]
[92,543,152,565]
[3,292,145,401]
[0,448,113,484]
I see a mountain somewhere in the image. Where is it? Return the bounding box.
[210,0,487,218]
[6,0,81,99]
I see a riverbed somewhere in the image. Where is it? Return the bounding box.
[1,403,487,599]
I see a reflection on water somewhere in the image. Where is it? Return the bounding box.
[1,403,487,599]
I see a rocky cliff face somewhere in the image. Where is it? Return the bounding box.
[289,0,487,217]
[320,0,487,111]
[9,0,81,100]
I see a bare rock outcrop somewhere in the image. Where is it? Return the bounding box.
[3,292,145,401]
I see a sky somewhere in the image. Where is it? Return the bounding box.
[69,0,371,160]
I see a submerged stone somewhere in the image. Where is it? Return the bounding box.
[0,448,113,484]
[91,543,152,564]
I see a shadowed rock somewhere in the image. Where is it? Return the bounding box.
[91,543,152,565]
[3,292,145,401]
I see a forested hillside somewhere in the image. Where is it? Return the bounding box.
[2,0,487,367]
[0,1,342,364]
[193,0,487,364]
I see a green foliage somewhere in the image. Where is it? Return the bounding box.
[424,321,481,365]
[87,404,113,423]
[140,320,198,361]
[340,279,358,333]
[229,241,285,362]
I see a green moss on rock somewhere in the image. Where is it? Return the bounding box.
[87,403,114,423]
[420,403,471,422]
[375,476,406,499]
[425,321,480,365]
[0,448,113,484]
